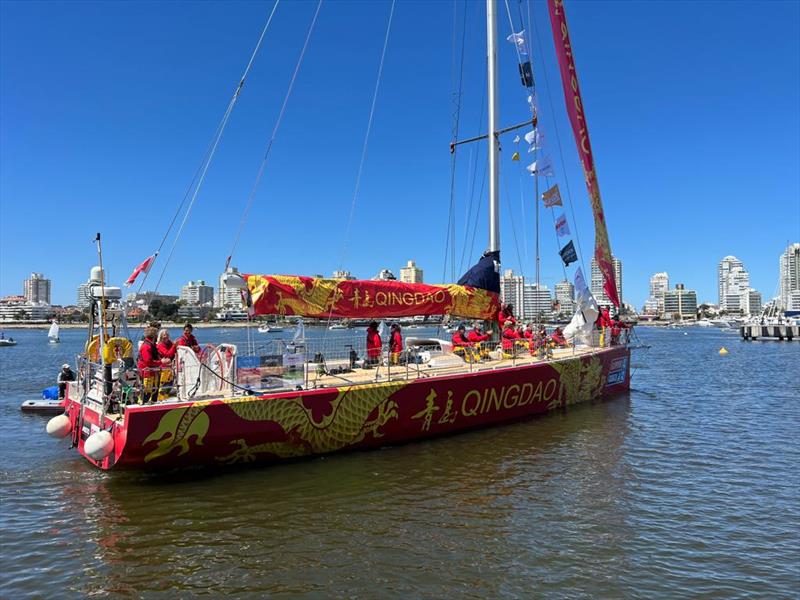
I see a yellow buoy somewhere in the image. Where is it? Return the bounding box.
[719,347,729,355]
[511,151,520,161]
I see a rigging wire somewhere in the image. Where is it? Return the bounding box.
[226,0,324,271]
[338,0,396,271]
[459,59,488,273]
[442,0,468,283]
[145,0,281,295]
[528,0,588,277]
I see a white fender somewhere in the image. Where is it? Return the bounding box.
[46,414,71,438]
[84,430,114,461]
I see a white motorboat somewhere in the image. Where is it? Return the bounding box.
[0,338,17,347]
[258,325,284,333]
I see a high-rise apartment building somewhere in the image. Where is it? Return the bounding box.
[663,283,697,320]
[779,243,800,310]
[399,260,423,284]
[554,280,575,316]
[181,280,214,306]
[217,267,244,308]
[718,255,746,308]
[739,289,762,316]
[523,284,553,319]
[24,273,51,304]
[591,256,622,307]
[649,272,669,313]
[500,269,525,318]
[76,283,92,309]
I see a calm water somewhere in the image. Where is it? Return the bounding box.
[1,326,798,598]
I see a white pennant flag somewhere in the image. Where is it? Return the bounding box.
[506,30,528,55]
[524,129,544,151]
[513,134,520,144]
[526,155,555,177]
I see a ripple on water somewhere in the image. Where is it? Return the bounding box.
[1,327,798,598]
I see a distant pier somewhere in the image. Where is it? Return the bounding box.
[740,324,799,341]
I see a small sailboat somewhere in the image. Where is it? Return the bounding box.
[48,320,60,343]
[0,332,17,347]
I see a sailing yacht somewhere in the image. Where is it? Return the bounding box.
[46,0,631,470]
[48,320,60,344]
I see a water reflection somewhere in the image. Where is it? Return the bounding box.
[64,394,631,596]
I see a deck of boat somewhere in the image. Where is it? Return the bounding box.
[307,345,607,389]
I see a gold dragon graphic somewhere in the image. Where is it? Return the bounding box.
[142,381,408,465]
[549,355,604,409]
[251,275,343,317]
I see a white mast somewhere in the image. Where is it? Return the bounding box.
[486,0,500,254]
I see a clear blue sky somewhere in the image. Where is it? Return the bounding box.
[2,0,798,308]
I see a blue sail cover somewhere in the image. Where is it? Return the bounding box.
[457,250,500,294]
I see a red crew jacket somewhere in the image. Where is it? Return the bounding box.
[176,333,200,352]
[366,329,382,358]
[138,339,161,373]
[467,330,490,343]
[451,332,473,348]
[390,331,403,354]
[157,340,176,360]
[501,328,521,351]
[498,312,517,330]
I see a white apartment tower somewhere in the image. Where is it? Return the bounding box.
[217,267,244,308]
[554,280,575,315]
[718,256,750,313]
[500,269,525,318]
[24,273,51,304]
[399,260,423,284]
[523,283,553,320]
[76,283,92,309]
[590,256,622,308]
[649,272,669,312]
[181,280,214,306]
[718,255,744,307]
[779,243,800,310]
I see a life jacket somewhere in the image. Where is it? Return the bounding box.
[138,338,161,370]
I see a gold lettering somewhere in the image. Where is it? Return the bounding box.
[391,292,403,305]
[462,389,480,417]
[414,292,424,304]
[503,384,520,410]
[518,382,534,406]
[544,379,557,403]
[531,380,543,404]
[375,292,387,306]
[401,293,413,305]
[433,290,446,303]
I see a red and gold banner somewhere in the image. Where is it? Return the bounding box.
[547,0,620,307]
[244,274,500,320]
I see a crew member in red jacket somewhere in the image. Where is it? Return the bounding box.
[550,327,568,347]
[176,323,202,355]
[366,321,382,366]
[467,321,493,359]
[451,324,479,362]
[156,329,176,397]
[157,329,177,360]
[389,323,403,365]
[501,320,521,356]
[498,304,517,331]
[138,327,169,403]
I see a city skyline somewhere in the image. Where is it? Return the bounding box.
[1,2,798,308]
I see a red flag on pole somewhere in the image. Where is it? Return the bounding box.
[124,254,156,287]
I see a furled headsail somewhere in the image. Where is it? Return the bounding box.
[547,0,620,307]
[242,270,500,321]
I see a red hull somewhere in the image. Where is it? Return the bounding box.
[66,347,629,470]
